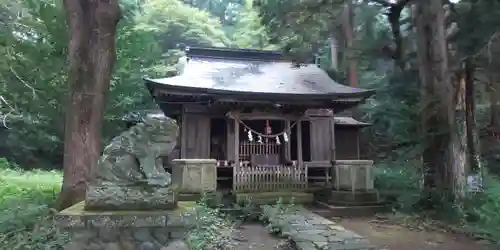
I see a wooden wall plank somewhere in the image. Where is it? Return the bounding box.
[183,114,211,158]
[334,129,359,159]
[309,118,332,161]
[196,116,211,158]
[226,119,235,161]
[180,109,187,158]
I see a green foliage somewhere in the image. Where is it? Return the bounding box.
[374,157,500,244]
[259,198,296,234]
[0,159,67,249]
[187,194,237,250]
[232,196,260,222]
[228,0,277,49]
[136,0,231,49]
[458,176,500,243]
[0,0,275,168]
[254,0,345,60]
[374,160,422,212]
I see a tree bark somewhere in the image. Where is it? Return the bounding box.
[464,59,481,174]
[341,0,357,88]
[58,0,121,210]
[415,0,465,202]
[330,35,338,71]
[489,67,500,128]
[454,67,468,199]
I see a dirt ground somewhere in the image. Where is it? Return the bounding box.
[338,217,493,250]
[229,219,493,250]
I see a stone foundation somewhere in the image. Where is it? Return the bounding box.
[329,190,380,205]
[85,184,176,211]
[56,201,196,250]
[171,159,217,193]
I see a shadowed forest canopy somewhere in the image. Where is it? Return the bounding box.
[0,0,276,167]
[3,0,500,189]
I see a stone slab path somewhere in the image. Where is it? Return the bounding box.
[261,205,375,250]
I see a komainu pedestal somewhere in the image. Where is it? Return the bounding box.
[85,115,179,211]
[56,201,196,250]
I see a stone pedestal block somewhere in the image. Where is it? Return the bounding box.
[56,201,196,250]
[333,160,374,191]
[171,159,217,193]
[85,184,176,211]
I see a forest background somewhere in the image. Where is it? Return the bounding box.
[2,0,500,248]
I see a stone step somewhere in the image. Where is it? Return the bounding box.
[313,201,391,218]
[330,190,380,203]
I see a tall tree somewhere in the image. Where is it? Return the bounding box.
[58,0,121,209]
[415,0,465,199]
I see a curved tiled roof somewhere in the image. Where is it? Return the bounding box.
[146,57,372,98]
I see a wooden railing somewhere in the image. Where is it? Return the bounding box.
[233,162,307,192]
[239,141,280,161]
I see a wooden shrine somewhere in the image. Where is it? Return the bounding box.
[143,47,376,202]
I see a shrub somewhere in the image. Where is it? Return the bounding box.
[231,196,260,223]
[374,157,500,244]
[373,160,422,212]
[459,175,500,243]
[260,198,297,235]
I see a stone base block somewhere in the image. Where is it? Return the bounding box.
[172,159,217,193]
[312,188,333,202]
[333,160,374,191]
[56,201,197,250]
[85,184,176,211]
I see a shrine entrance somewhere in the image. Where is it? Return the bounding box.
[226,111,308,193]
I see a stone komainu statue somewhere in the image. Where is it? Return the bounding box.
[85,115,179,211]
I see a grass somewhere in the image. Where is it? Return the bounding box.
[0,158,238,250]
[0,158,68,250]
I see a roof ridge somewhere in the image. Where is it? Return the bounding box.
[185,47,283,61]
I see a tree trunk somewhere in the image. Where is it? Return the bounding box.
[342,0,357,88]
[415,0,465,202]
[454,68,468,199]
[464,59,482,174]
[489,69,500,128]
[330,35,338,71]
[58,0,121,210]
